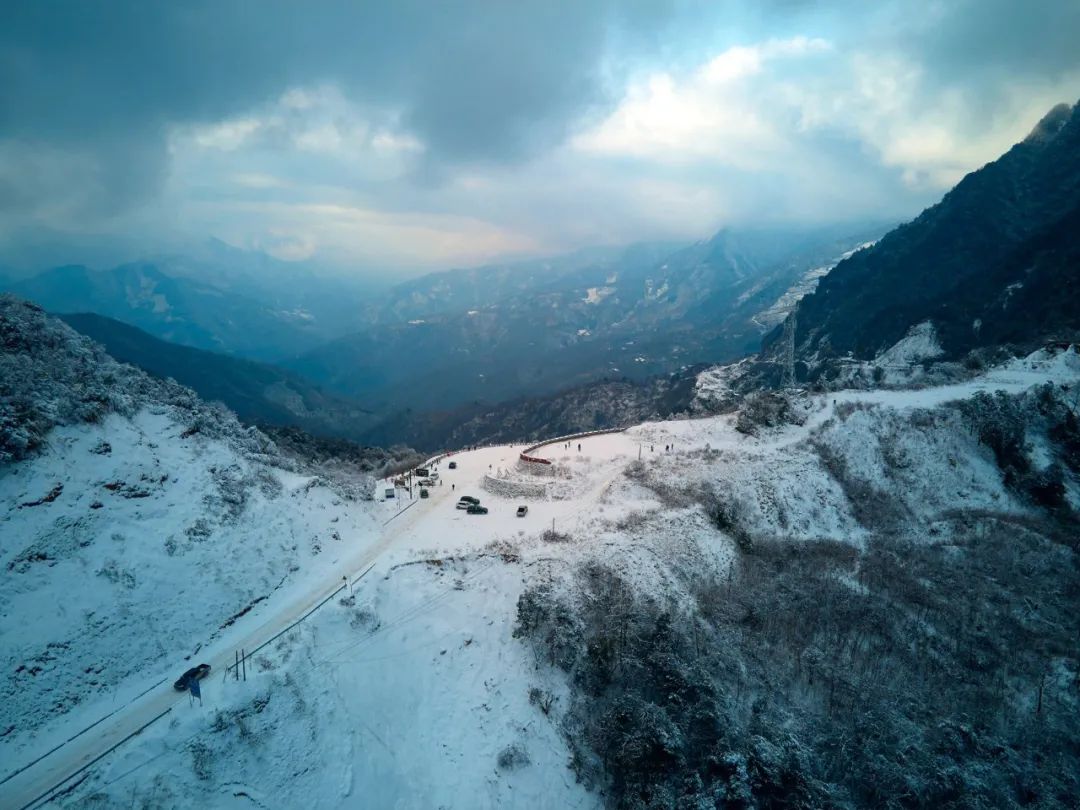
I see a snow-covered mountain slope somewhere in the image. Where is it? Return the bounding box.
[0,296,384,798]
[766,100,1080,368]
[14,337,1076,809]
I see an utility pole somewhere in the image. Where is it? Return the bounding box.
[242,649,246,682]
[783,303,797,389]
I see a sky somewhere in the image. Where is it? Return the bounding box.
[2,0,1079,275]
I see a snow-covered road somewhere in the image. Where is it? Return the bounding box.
[2,441,630,810]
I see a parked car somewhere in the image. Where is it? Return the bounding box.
[448,461,457,469]
[516,505,528,517]
[419,478,435,486]
[429,472,440,481]
[174,663,211,691]
[466,504,489,515]
[420,488,429,499]
[456,496,479,509]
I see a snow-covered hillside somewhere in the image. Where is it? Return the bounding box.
[6,311,1076,808]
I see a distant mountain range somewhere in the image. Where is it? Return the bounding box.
[4,223,886,423]
[6,263,334,362]
[767,100,1080,373]
[287,224,885,410]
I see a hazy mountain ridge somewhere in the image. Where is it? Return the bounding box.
[5,262,332,362]
[58,312,381,441]
[358,367,705,451]
[4,222,884,442]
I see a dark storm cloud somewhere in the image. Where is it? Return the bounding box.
[2,0,1079,264]
[916,0,1080,81]
[853,0,1080,127]
[0,0,680,214]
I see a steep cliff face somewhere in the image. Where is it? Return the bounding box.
[768,100,1080,366]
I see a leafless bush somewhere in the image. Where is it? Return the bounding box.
[614,510,649,532]
[188,741,213,781]
[700,488,755,551]
[542,529,573,544]
[834,400,875,421]
[735,390,808,436]
[953,385,1079,516]
[528,686,556,715]
[497,743,531,770]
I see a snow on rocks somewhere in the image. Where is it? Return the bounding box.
[875,321,945,367]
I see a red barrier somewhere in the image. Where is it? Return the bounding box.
[518,426,627,465]
[518,454,552,465]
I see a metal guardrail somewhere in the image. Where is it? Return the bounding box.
[18,706,175,810]
[1,676,167,790]
[224,563,377,677]
[382,499,418,526]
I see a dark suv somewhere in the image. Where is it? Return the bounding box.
[174,663,211,691]
[466,504,489,515]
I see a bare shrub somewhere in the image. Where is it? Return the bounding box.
[735,390,807,436]
[953,385,1080,518]
[614,510,649,532]
[529,686,556,715]
[497,743,531,770]
[700,488,754,552]
[834,400,875,421]
[541,529,572,544]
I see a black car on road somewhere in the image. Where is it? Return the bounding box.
[467,504,489,514]
[174,663,212,691]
